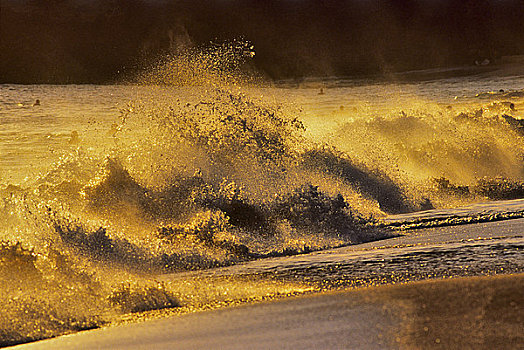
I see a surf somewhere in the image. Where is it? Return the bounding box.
[2,42,524,346]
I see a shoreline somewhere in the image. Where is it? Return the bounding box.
[9,273,523,350]
[2,210,523,349]
[5,215,523,349]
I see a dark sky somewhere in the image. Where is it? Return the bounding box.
[1,0,524,83]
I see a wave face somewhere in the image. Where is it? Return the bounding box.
[329,101,524,208]
[2,43,524,345]
[0,44,398,345]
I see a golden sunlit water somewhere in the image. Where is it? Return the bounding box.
[1,43,524,347]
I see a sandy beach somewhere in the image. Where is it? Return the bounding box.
[9,273,522,350]
[2,50,524,350]
[4,2,524,349]
[2,196,523,349]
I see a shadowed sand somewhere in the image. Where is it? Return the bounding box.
[10,273,523,350]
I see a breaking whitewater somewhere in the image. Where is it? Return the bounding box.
[1,45,524,346]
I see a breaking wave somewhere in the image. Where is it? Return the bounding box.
[0,43,394,345]
[329,98,524,208]
[3,42,524,345]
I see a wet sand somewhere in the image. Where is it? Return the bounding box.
[10,273,523,350]
[370,273,523,350]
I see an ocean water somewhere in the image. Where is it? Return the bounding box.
[1,48,524,346]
